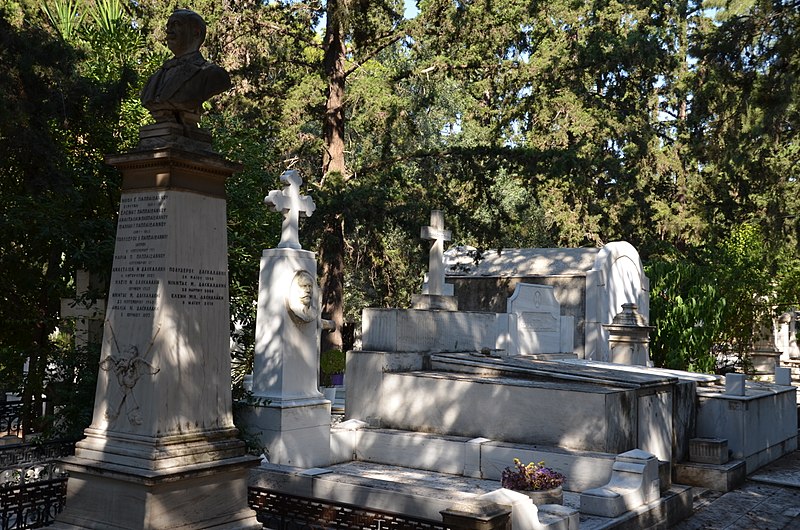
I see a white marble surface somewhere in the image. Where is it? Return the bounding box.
[78,189,239,470]
[445,242,649,363]
[580,449,659,518]
[696,380,798,473]
[252,248,322,402]
[264,169,315,250]
[420,210,451,296]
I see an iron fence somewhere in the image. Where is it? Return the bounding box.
[0,402,22,438]
[1,462,68,530]
[0,439,77,469]
[249,488,449,530]
[0,439,75,529]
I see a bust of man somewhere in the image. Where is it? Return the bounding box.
[286,270,318,324]
[140,9,231,129]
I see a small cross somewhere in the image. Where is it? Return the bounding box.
[60,270,106,349]
[264,170,316,249]
[421,210,451,296]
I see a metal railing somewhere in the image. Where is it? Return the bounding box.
[1,462,68,530]
[249,488,449,530]
[0,439,76,469]
[0,402,23,439]
[0,440,75,529]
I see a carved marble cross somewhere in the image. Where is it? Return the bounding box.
[264,170,316,249]
[421,210,451,296]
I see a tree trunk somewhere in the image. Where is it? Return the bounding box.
[322,0,346,177]
[320,0,347,353]
[320,219,345,353]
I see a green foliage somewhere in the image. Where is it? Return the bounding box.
[3,0,800,427]
[0,2,147,434]
[39,333,100,440]
[648,223,792,373]
[320,349,346,387]
[647,258,726,372]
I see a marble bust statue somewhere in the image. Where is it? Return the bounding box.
[140,9,231,129]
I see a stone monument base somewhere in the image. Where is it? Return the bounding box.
[138,122,214,152]
[411,294,458,311]
[72,427,249,471]
[240,397,331,468]
[54,455,260,529]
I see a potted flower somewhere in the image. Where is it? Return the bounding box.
[501,458,566,505]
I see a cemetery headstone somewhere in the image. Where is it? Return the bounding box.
[56,9,258,529]
[412,210,458,310]
[239,170,332,468]
[749,317,782,375]
[505,283,574,355]
[445,241,650,360]
[776,310,799,361]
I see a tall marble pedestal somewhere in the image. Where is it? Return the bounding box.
[242,247,331,468]
[55,148,259,529]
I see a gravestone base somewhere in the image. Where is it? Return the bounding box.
[411,294,458,311]
[72,427,247,471]
[54,455,260,529]
[696,381,797,473]
[749,349,781,375]
[138,123,214,152]
[241,398,331,468]
[672,459,746,492]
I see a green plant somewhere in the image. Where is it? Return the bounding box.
[501,458,565,491]
[320,349,345,386]
[231,391,270,457]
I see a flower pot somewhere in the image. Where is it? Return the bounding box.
[330,373,345,386]
[322,387,337,402]
[519,485,563,505]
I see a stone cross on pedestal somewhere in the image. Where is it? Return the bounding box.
[244,171,332,468]
[264,170,316,250]
[412,210,457,310]
[421,210,451,296]
[60,270,106,349]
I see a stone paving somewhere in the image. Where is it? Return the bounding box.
[673,450,800,530]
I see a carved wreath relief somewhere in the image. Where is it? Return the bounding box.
[100,324,161,426]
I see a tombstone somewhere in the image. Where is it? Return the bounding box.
[776,310,799,361]
[239,170,332,468]
[57,152,257,529]
[749,317,782,375]
[59,270,105,349]
[446,241,649,361]
[56,12,258,525]
[504,283,574,355]
[412,210,458,311]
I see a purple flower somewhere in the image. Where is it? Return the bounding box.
[500,458,565,491]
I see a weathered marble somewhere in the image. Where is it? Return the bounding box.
[580,449,660,518]
[57,148,258,529]
[695,380,798,473]
[447,242,650,360]
[241,172,331,467]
